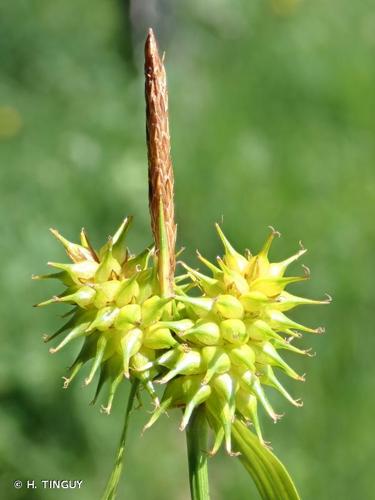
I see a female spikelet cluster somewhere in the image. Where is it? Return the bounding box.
[141,224,330,454]
[34,217,177,413]
[35,218,329,453]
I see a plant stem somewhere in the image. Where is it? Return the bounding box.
[101,379,140,500]
[186,406,210,500]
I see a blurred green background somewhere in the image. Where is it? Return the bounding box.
[1,0,374,498]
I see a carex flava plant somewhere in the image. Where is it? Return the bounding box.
[34,29,330,500]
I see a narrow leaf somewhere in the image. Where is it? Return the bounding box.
[101,379,139,500]
[232,420,300,500]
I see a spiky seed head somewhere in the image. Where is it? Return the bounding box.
[36,218,176,411]
[144,225,329,454]
[36,221,329,455]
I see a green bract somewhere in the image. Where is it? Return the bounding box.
[35,219,329,454]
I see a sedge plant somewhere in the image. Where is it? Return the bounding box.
[34,29,330,500]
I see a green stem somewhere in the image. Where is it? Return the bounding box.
[186,406,210,500]
[101,379,140,500]
[158,200,172,298]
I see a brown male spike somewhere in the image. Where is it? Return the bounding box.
[145,28,176,296]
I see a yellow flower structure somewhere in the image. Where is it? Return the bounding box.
[35,219,329,454]
[141,225,330,454]
[35,217,177,414]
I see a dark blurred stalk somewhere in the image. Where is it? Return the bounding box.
[116,0,137,73]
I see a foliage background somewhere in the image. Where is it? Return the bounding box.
[1,0,374,498]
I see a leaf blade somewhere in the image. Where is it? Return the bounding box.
[232,420,300,500]
[101,379,139,500]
